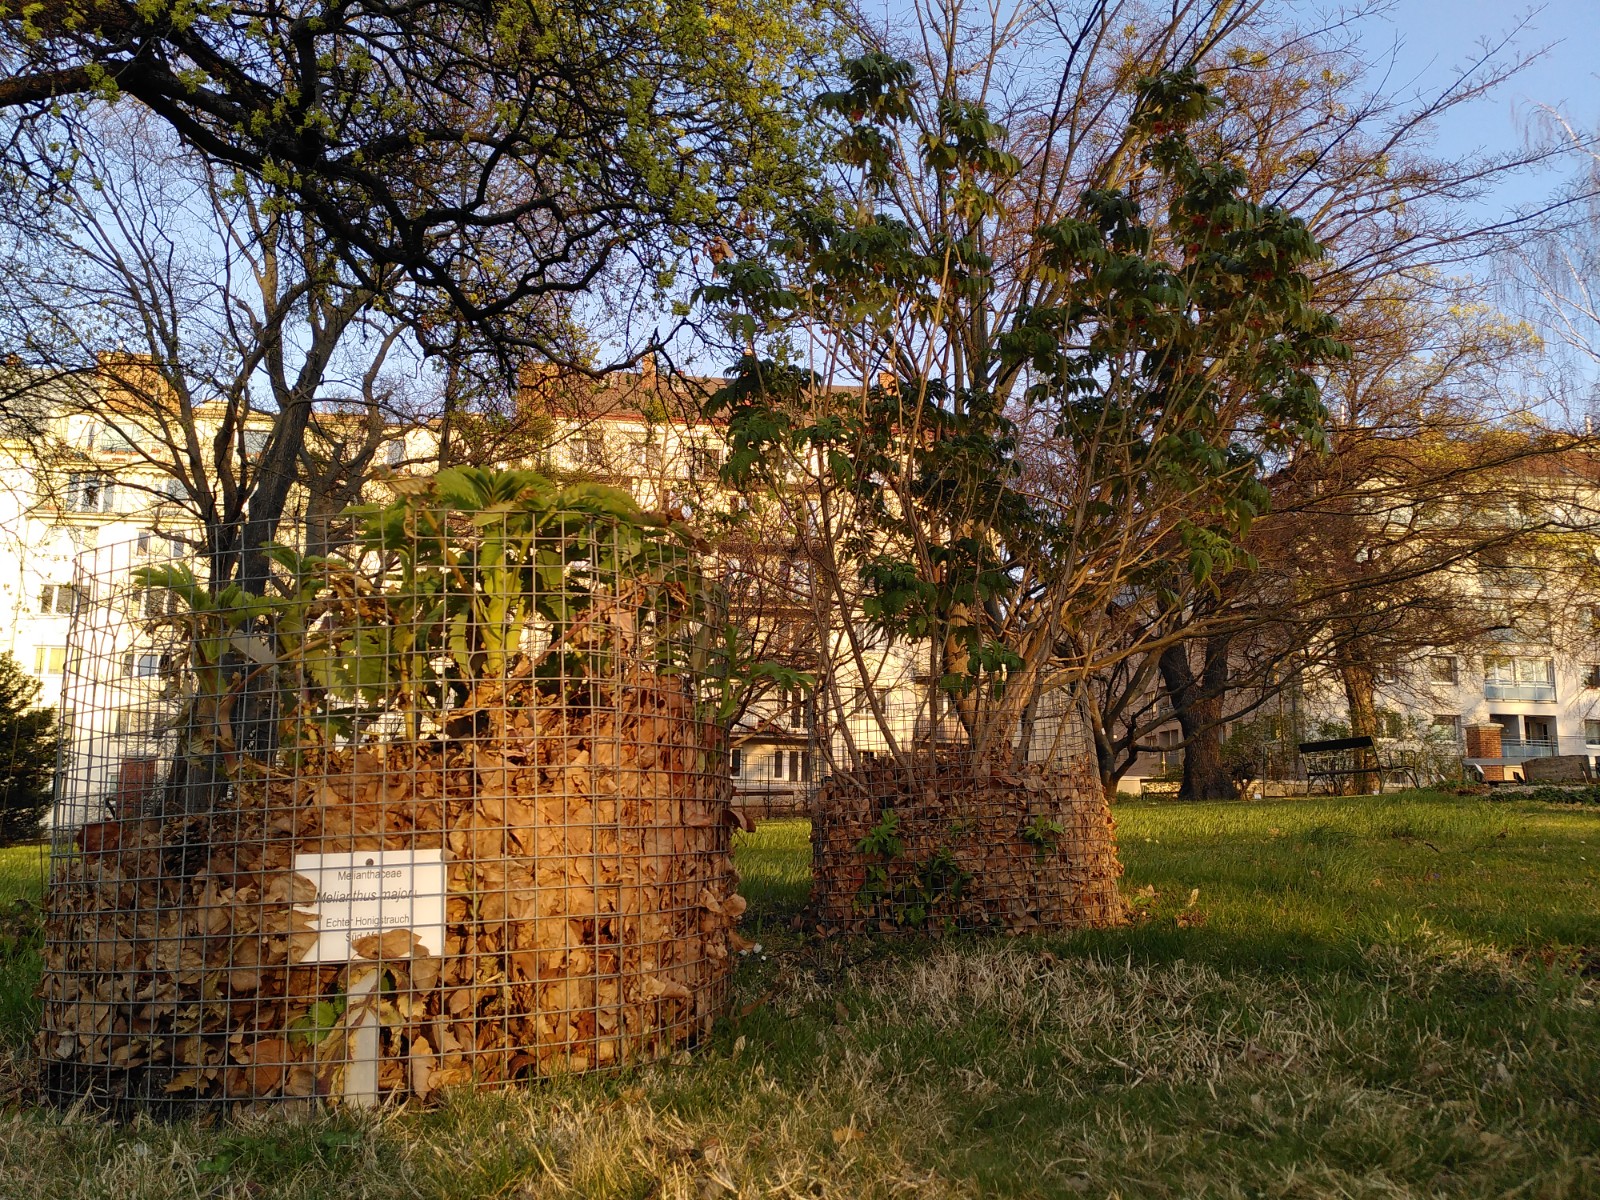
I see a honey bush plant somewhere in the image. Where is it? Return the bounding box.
[41,468,777,1106]
[130,467,794,784]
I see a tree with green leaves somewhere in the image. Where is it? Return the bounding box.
[133,466,756,816]
[0,0,836,603]
[758,2,1567,802]
[702,35,1345,778]
[0,0,832,367]
[0,652,60,846]
[1078,8,1586,799]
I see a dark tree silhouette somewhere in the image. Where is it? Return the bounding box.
[0,653,61,846]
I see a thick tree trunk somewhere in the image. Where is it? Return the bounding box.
[1176,695,1234,801]
[1336,645,1382,794]
[1159,636,1237,801]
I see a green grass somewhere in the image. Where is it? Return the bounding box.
[0,844,43,1049]
[730,814,811,933]
[0,794,1596,1198]
[1107,793,1600,967]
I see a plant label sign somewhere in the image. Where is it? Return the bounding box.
[292,849,447,964]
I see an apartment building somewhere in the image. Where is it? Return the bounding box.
[19,356,1582,814]
[0,360,847,822]
[1373,638,1600,779]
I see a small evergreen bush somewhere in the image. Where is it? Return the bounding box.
[0,653,60,846]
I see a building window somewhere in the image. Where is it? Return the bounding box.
[730,749,742,777]
[385,438,406,468]
[689,444,721,478]
[1151,727,1181,770]
[125,651,165,679]
[65,472,115,513]
[242,430,270,460]
[765,750,809,781]
[37,583,81,615]
[1429,656,1458,685]
[1586,721,1600,747]
[113,709,150,738]
[572,434,604,466]
[786,688,806,728]
[97,423,137,453]
[34,646,66,675]
[1432,714,1460,739]
[852,685,892,712]
[1586,665,1600,689]
[137,531,179,559]
[1484,656,1556,703]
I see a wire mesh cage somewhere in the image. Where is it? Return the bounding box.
[39,470,747,1113]
[808,693,1126,935]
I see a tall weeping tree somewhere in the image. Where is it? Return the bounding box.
[703,43,1346,780]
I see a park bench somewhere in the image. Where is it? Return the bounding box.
[1297,735,1387,793]
[1140,779,1182,799]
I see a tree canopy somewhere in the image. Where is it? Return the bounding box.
[0,0,832,363]
[704,49,1346,770]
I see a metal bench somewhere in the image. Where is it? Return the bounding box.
[1297,735,1387,793]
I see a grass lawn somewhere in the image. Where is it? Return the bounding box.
[0,844,43,1048]
[0,793,1596,1198]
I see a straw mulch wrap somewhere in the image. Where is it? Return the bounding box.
[808,752,1126,934]
[40,667,746,1109]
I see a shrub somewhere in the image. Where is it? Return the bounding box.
[0,653,59,846]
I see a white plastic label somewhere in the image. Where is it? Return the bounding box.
[291,849,447,963]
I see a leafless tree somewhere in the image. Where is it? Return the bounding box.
[0,109,432,590]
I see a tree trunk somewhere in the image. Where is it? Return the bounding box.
[1176,695,1233,801]
[1087,701,1121,799]
[1336,645,1381,794]
[1158,637,1237,801]
[237,390,317,595]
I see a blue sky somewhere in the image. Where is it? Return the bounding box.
[1369,0,1597,408]
[1361,0,1595,213]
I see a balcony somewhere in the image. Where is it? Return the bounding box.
[1501,739,1558,762]
[1483,681,1556,702]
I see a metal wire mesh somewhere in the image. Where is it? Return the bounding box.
[39,485,743,1112]
[807,693,1127,935]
